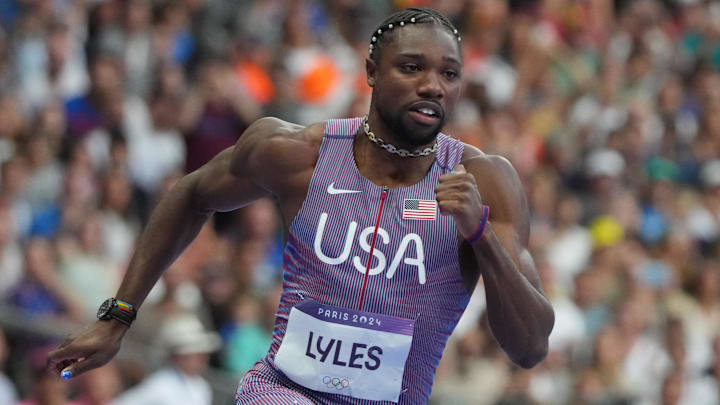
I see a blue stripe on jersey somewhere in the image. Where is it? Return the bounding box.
[238,118,471,405]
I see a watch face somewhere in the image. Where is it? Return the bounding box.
[97,298,115,320]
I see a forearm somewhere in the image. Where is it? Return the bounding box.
[115,175,212,309]
[473,224,554,368]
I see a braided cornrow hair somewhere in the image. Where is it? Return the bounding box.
[368,7,462,62]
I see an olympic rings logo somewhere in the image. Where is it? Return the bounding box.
[322,376,350,390]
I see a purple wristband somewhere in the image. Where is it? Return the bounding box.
[466,205,490,243]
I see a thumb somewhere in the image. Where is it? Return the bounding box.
[453,164,466,174]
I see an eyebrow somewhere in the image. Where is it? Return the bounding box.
[397,53,424,59]
[396,53,462,65]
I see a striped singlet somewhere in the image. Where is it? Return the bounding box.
[236,118,472,404]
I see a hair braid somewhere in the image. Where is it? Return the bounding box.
[368,7,461,62]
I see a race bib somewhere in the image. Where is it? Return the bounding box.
[274,300,415,403]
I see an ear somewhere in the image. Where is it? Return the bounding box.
[366,57,377,88]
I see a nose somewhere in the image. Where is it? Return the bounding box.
[417,71,443,100]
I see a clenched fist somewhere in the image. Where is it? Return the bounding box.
[435,164,487,240]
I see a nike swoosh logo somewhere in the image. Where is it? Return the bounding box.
[327,182,361,195]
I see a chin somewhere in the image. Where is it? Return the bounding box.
[399,119,443,147]
[376,108,443,147]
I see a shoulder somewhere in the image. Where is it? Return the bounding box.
[460,143,530,242]
[235,117,324,150]
[230,117,327,193]
[460,144,521,185]
[231,117,325,171]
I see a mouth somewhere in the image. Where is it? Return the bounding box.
[408,102,443,126]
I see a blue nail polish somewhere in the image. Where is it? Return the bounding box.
[61,370,72,380]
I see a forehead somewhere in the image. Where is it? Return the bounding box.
[380,24,461,63]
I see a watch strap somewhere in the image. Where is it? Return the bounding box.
[108,299,136,327]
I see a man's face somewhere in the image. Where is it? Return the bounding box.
[173,352,211,376]
[368,23,463,147]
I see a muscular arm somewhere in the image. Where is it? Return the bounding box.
[115,149,266,309]
[47,117,306,377]
[466,154,554,368]
[117,113,318,308]
[117,116,304,308]
[436,150,554,369]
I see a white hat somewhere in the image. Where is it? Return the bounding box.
[585,148,626,178]
[159,313,222,355]
[700,159,720,189]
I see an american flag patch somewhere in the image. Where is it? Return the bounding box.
[403,199,437,220]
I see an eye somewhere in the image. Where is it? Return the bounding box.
[444,70,459,80]
[400,64,420,73]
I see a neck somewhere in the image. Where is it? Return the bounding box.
[353,110,437,189]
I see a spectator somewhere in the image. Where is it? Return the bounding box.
[98,168,139,267]
[126,74,186,195]
[111,313,221,405]
[58,213,120,320]
[221,294,270,376]
[64,53,124,140]
[546,193,593,293]
[122,0,153,97]
[179,57,259,172]
[0,95,26,167]
[17,346,81,405]
[1,1,720,404]
[17,18,88,113]
[229,197,283,291]
[0,198,24,300]
[8,237,83,321]
[24,135,64,228]
[73,365,121,405]
[683,336,720,405]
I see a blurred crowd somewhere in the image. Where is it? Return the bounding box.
[1,0,720,404]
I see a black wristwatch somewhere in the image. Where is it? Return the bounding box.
[97,298,137,327]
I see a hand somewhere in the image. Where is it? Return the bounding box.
[47,320,128,379]
[435,164,486,239]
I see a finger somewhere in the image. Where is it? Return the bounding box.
[58,359,76,371]
[453,163,466,174]
[47,342,84,365]
[436,183,474,197]
[436,191,468,204]
[437,174,472,186]
[54,333,78,351]
[48,357,77,377]
[47,340,93,376]
[435,181,471,195]
[53,359,78,377]
[437,200,462,215]
[47,348,70,374]
[60,353,106,380]
[438,171,474,185]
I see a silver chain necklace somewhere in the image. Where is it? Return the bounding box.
[362,116,437,158]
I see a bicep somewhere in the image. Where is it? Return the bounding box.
[489,157,539,288]
[189,145,270,213]
[187,118,288,212]
[468,154,542,290]
[186,117,310,213]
